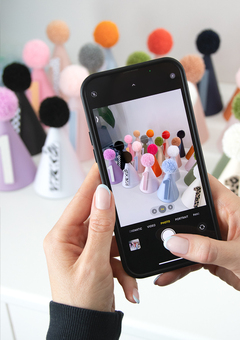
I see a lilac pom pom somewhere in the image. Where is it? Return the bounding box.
[162,159,178,174]
[103,148,116,160]
[141,153,155,167]
[124,134,132,144]
[147,143,158,155]
[132,141,142,152]
[0,87,18,121]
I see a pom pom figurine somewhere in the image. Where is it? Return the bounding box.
[140,153,159,194]
[171,137,182,167]
[180,54,209,144]
[34,97,85,198]
[147,28,173,58]
[114,140,125,170]
[126,51,151,66]
[185,145,194,160]
[177,130,185,158]
[93,21,119,70]
[155,136,164,166]
[223,68,240,121]
[103,148,123,185]
[184,162,197,186]
[162,130,170,156]
[78,42,105,74]
[182,166,206,208]
[196,29,223,116]
[133,129,140,142]
[218,123,240,196]
[22,39,55,113]
[140,134,149,154]
[46,20,71,95]
[2,62,46,155]
[157,159,179,203]
[147,143,162,177]
[59,64,93,161]
[124,134,134,160]
[167,145,180,181]
[132,141,145,173]
[185,152,196,172]
[0,87,36,191]
[146,129,154,144]
[122,151,140,188]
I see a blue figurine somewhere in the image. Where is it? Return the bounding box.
[157,159,179,203]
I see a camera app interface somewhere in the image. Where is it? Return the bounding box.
[93,88,212,270]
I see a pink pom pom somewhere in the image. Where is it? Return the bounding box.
[103,148,116,160]
[132,141,142,152]
[23,39,50,69]
[236,68,240,88]
[147,143,158,155]
[141,153,155,167]
[59,65,89,97]
[0,87,18,121]
[124,134,132,144]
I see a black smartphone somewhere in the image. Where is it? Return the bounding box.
[81,57,221,278]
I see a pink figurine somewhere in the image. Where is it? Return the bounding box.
[132,141,145,173]
[23,39,55,114]
[140,153,159,194]
[103,148,123,185]
[0,87,36,191]
[124,134,134,160]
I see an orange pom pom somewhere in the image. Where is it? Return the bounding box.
[146,129,154,138]
[147,28,173,56]
[94,21,119,48]
[46,20,70,44]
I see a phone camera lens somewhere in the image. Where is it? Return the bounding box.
[170,73,176,79]
[91,91,98,98]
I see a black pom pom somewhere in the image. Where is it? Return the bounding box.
[177,130,185,139]
[114,141,124,151]
[123,151,132,163]
[2,62,31,92]
[39,97,70,128]
[196,29,220,55]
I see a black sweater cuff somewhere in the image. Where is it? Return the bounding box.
[47,301,124,340]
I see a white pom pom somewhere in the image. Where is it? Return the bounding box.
[222,123,240,161]
[193,165,200,179]
[167,145,179,158]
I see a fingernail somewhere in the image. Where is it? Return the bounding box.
[153,273,163,285]
[95,184,111,210]
[133,288,140,304]
[164,236,189,255]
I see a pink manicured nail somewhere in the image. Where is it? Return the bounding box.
[164,236,189,255]
[95,184,111,210]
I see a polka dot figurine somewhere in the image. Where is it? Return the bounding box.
[0,87,36,191]
[147,143,162,177]
[157,159,179,203]
[182,166,206,208]
[122,151,140,189]
[140,153,159,194]
[114,141,125,170]
[103,148,123,185]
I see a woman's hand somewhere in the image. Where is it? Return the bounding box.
[44,163,139,313]
[154,174,240,291]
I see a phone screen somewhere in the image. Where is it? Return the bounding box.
[81,58,220,278]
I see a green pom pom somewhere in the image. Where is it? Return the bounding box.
[126,51,151,66]
[155,136,163,146]
[232,93,240,121]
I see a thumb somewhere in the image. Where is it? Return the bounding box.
[164,234,240,274]
[84,184,115,263]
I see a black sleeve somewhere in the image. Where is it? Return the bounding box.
[46,301,124,340]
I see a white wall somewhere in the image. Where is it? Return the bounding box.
[1,0,240,83]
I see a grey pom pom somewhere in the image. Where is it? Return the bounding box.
[78,43,104,73]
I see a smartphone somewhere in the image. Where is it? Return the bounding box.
[81,57,221,278]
